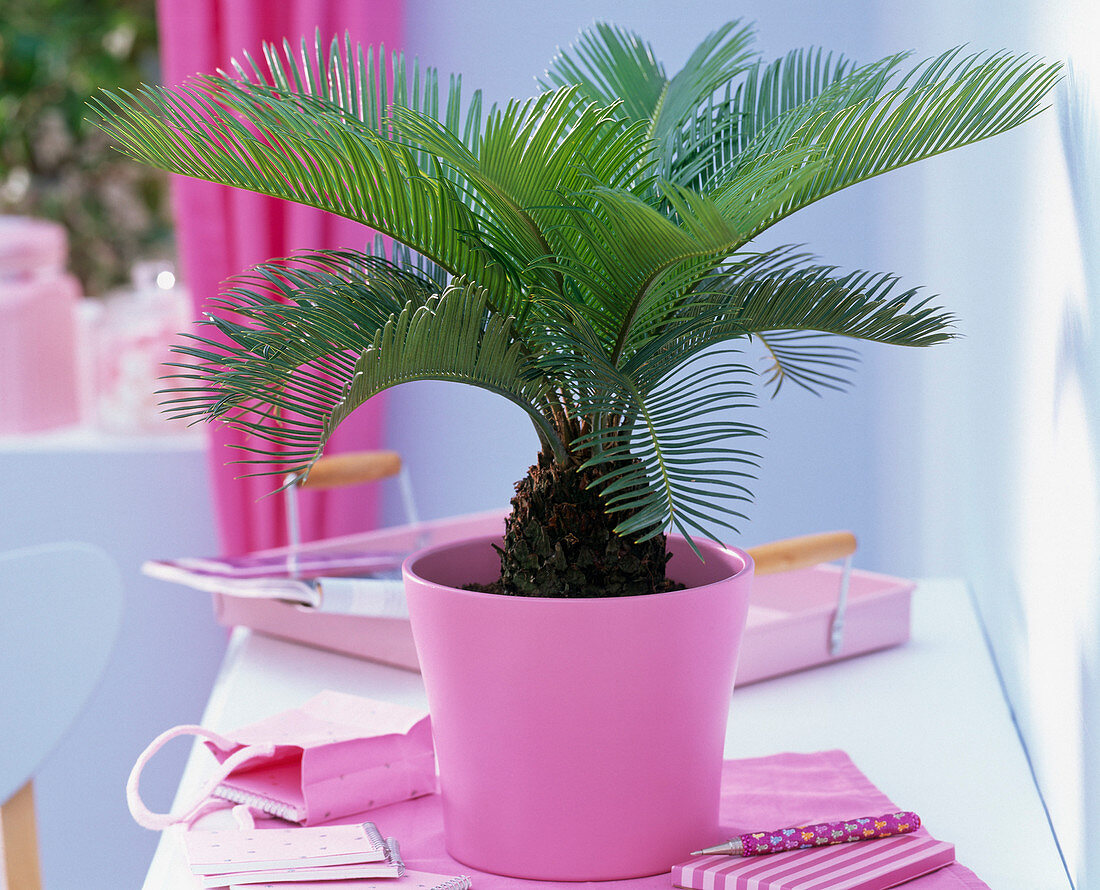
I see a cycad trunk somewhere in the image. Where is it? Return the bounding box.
[495,449,675,597]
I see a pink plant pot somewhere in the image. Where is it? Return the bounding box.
[403,534,753,880]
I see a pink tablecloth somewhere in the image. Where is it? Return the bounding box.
[352,750,989,889]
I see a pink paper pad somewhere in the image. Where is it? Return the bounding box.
[293,750,989,889]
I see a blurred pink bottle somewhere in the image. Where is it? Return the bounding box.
[0,216,81,433]
[86,260,191,435]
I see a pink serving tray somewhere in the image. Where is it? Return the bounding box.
[211,510,915,685]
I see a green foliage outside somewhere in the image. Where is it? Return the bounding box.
[1,0,171,294]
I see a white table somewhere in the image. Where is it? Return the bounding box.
[143,579,1070,888]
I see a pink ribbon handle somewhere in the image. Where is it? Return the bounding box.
[126,724,276,830]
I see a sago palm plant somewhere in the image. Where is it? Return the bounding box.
[93,21,1060,597]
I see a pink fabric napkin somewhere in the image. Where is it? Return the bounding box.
[328,749,990,889]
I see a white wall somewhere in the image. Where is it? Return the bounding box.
[872,3,1090,885]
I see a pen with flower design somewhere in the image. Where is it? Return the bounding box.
[691,811,920,857]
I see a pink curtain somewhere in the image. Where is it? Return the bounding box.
[156,1,403,555]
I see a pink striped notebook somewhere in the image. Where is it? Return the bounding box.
[672,834,955,890]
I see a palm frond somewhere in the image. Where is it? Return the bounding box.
[541,20,758,180]
[616,247,953,396]
[90,78,525,310]
[161,259,564,473]
[160,253,434,469]
[387,86,660,307]
[540,22,667,123]
[668,47,905,191]
[730,49,907,154]
[732,47,1063,237]
[533,154,824,357]
[751,331,859,395]
[532,302,761,544]
[232,32,486,169]
[325,279,566,458]
[652,20,758,142]
[722,253,955,345]
[529,183,729,346]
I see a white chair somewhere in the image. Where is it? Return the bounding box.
[0,543,123,890]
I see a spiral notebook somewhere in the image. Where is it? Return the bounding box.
[186,821,406,887]
[186,822,469,889]
[672,834,955,890]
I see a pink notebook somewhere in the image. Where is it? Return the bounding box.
[672,834,955,890]
[233,871,472,889]
[184,821,389,876]
[210,861,400,887]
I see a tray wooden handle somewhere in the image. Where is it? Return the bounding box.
[298,451,402,490]
[747,530,857,576]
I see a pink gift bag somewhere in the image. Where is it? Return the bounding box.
[128,691,434,828]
